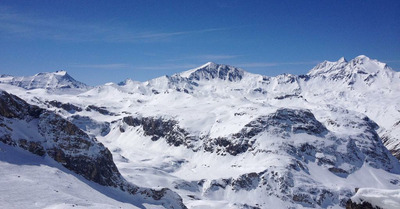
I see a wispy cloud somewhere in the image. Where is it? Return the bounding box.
[71,63,131,69]
[0,6,231,43]
[132,64,199,71]
[70,62,199,71]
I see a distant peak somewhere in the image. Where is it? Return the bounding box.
[338,57,347,63]
[179,62,245,81]
[307,55,393,78]
[34,70,68,77]
[204,61,216,66]
[0,70,89,90]
[354,55,369,60]
[54,70,68,76]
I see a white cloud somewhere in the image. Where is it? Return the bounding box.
[70,63,199,71]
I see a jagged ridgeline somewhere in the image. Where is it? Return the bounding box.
[0,55,400,208]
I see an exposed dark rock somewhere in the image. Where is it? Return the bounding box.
[17,139,46,156]
[233,203,261,209]
[122,116,196,148]
[86,105,115,116]
[186,63,244,81]
[292,193,314,207]
[381,135,400,161]
[274,94,302,100]
[47,100,82,113]
[0,91,43,119]
[346,199,382,209]
[122,116,141,127]
[203,136,252,156]
[328,167,349,177]
[38,111,121,187]
[253,87,267,94]
[231,172,260,191]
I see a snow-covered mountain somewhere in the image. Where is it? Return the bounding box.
[0,70,89,92]
[0,55,399,209]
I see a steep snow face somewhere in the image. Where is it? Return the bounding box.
[0,71,89,92]
[1,55,400,209]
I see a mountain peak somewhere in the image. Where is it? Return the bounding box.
[338,57,347,63]
[307,55,392,78]
[54,70,68,76]
[179,62,245,82]
[0,70,89,91]
[354,55,369,60]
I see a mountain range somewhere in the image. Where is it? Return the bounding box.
[0,55,399,209]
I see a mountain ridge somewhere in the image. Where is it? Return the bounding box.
[2,55,397,89]
[1,55,400,209]
[0,70,89,91]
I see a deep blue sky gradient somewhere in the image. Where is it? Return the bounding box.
[0,0,399,85]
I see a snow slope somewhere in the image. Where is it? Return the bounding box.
[0,143,142,209]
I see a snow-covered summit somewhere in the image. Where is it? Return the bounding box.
[0,70,89,91]
[307,55,394,79]
[179,62,246,81]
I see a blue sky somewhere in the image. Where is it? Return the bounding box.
[0,0,399,85]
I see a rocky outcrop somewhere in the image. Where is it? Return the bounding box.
[204,108,327,155]
[122,116,197,148]
[346,200,382,209]
[0,90,187,209]
[86,105,116,116]
[37,111,121,187]
[200,168,348,208]
[185,62,244,81]
[122,109,328,156]
[46,100,82,113]
[0,91,43,119]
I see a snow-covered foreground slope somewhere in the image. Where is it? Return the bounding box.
[0,91,186,209]
[0,143,142,209]
[1,55,400,208]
